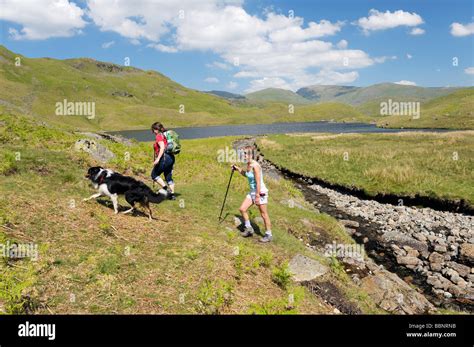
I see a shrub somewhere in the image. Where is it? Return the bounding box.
[272,262,292,289]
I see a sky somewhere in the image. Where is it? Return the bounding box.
[0,0,473,94]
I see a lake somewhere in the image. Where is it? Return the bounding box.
[110,121,444,142]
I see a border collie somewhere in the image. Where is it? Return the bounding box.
[84,166,166,220]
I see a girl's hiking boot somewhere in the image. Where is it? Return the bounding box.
[259,234,273,243]
[168,193,176,200]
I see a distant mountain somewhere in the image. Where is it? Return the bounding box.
[297,83,461,105]
[205,90,246,100]
[296,85,358,102]
[245,88,311,104]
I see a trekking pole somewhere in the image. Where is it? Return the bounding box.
[152,151,156,188]
[218,168,234,222]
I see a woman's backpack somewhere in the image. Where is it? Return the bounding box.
[164,130,181,155]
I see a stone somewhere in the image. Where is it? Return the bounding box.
[74,139,115,163]
[459,243,474,264]
[428,252,444,264]
[403,246,419,258]
[288,254,328,282]
[448,285,463,297]
[345,227,357,235]
[430,262,442,272]
[360,265,434,314]
[447,262,471,278]
[396,256,420,266]
[340,220,359,228]
[434,245,447,253]
[443,291,452,299]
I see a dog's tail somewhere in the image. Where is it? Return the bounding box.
[146,189,167,204]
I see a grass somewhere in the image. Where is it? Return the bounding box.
[0,112,388,314]
[257,132,474,206]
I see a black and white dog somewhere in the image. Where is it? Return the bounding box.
[84,166,166,220]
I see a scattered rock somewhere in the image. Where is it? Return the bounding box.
[340,220,359,228]
[74,139,115,163]
[396,256,421,266]
[288,254,328,282]
[460,243,474,265]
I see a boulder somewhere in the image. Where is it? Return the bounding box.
[288,254,328,282]
[446,262,471,278]
[360,266,434,314]
[74,139,115,163]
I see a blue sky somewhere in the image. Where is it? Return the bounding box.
[1,0,473,93]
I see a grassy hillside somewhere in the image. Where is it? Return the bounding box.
[299,83,461,106]
[257,132,474,205]
[374,88,474,129]
[245,88,312,104]
[297,85,358,102]
[0,112,387,314]
[1,46,471,130]
[0,46,369,131]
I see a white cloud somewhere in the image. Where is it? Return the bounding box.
[450,22,474,37]
[1,0,86,40]
[394,80,417,86]
[148,43,178,53]
[204,77,219,83]
[464,67,474,75]
[268,19,344,43]
[410,27,425,35]
[356,9,424,34]
[85,0,379,91]
[373,55,397,63]
[406,53,412,59]
[101,40,115,49]
[227,81,238,89]
[336,39,348,49]
[206,61,232,70]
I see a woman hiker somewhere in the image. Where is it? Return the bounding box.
[151,122,176,200]
[231,146,273,243]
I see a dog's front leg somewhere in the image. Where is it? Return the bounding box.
[83,193,102,202]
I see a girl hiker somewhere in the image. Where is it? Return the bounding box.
[231,146,272,243]
[151,122,176,200]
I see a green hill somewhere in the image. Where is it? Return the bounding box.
[296,85,358,102]
[245,88,312,104]
[374,88,474,129]
[0,45,471,130]
[298,83,461,106]
[0,46,368,131]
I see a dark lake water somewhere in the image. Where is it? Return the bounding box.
[110,121,444,142]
